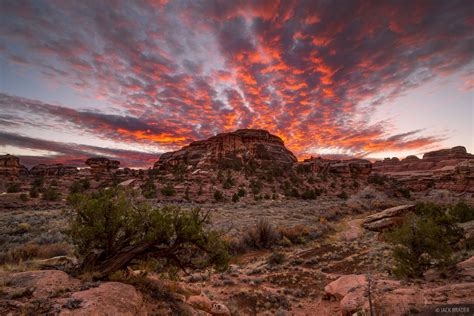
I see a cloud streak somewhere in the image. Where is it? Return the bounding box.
[0,0,472,165]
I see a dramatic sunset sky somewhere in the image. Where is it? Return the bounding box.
[0,0,473,167]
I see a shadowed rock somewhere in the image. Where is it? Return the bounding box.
[85,157,120,173]
[30,164,78,176]
[0,154,28,176]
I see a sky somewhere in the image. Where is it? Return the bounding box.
[0,0,473,168]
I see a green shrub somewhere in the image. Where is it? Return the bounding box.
[223,176,235,189]
[160,184,175,196]
[66,188,229,278]
[141,179,157,199]
[337,191,348,200]
[368,173,388,185]
[232,193,239,203]
[398,188,411,199]
[29,186,39,198]
[69,179,90,194]
[19,193,29,202]
[32,176,44,188]
[267,252,286,266]
[301,189,319,200]
[296,164,311,174]
[386,203,463,279]
[449,201,474,223]
[42,186,60,201]
[214,190,224,201]
[250,179,262,195]
[237,187,246,197]
[7,182,21,193]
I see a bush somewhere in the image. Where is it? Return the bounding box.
[7,182,21,193]
[386,203,463,278]
[449,201,474,223]
[232,193,239,203]
[368,173,388,185]
[43,186,60,201]
[32,176,44,188]
[29,186,39,198]
[69,179,90,194]
[337,191,348,200]
[66,188,229,278]
[267,252,286,266]
[301,188,320,200]
[141,179,157,199]
[214,190,224,201]
[398,188,411,199]
[278,225,309,244]
[242,219,280,249]
[160,184,175,196]
[19,193,29,202]
[238,187,246,197]
[250,179,262,195]
[223,175,235,189]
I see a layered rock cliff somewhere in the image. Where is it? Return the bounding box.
[154,129,297,170]
[0,154,28,176]
[30,164,78,177]
[300,157,372,178]
[85,157,120,174]
[373,146,474,193]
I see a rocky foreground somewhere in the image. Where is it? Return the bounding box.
[1,200,473,315]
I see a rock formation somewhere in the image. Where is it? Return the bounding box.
[0,154,28,176]
[362,204,415,231]
[373,146,474,194]
[29,164,78,177]
[300,157,372,178]
[85,157,120,174]
[154,129,297,170]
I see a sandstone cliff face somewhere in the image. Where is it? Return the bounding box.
[373,146,474,193]
[30,164,78,177]
[85,157,120,174]
[0,154,28,176]
[300,157,372,178]
[154,129,297,170]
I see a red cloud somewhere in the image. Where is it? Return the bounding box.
[0,0,471,165]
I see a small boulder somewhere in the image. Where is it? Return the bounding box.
[324,274,367,300]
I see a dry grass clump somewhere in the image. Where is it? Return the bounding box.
[241,219,280,250]
[0,242,72,264]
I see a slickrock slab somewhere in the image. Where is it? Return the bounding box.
[362,204,415,231]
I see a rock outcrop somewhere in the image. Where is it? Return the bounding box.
[373,146,474,193]
[85,157,120,174]
[323,274,474,316]
[154,129,297,170]
[0,154,28,176]
[362,204,415,231]
[29,164,78,177]
[301,157,372,178]
[61,282,146,315]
